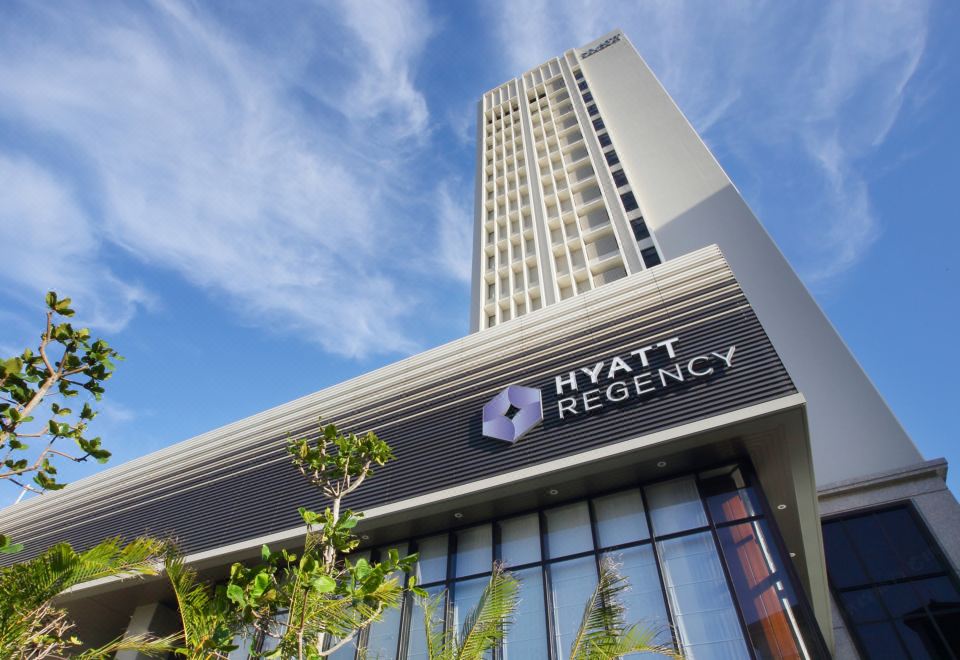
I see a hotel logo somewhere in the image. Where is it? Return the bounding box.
[482,385,543,443]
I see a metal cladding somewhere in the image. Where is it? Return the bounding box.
[0,246,796,564]
[482,386,543,443]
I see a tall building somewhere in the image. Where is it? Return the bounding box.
[1,30,958,660]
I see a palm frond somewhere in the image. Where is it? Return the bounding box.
[417,590,449,660]
[165,553,216,649]
[76,632,182,659]
[455,564,519,660]
[571,558,680,660]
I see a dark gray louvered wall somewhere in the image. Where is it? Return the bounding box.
[0,246,795,563]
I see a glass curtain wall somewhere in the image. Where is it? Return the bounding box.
[238,464,823,660]
[823,504,960,658]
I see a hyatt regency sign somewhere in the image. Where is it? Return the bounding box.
[554,336,735,418]
[482,335,737,442]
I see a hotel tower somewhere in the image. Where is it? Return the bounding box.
[1,30,958,660]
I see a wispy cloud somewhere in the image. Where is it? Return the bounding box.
[0,0,438,358]
[435,181,474,283]
[486,0,930,284]
[0,154,151,332]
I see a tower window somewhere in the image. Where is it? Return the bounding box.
[630,218,650,240]
[578,80,588,91]
[574,69,584,80]
[597,132,612,147]
[605,150,619,166]
[612,168,628,188]
[587,104,599,116]
[592,118,605,131]
[641,246,661,267]
[620,191,638,211]
[582,91,593,103]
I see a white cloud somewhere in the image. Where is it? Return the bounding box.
[487,0,930,284]
[0,0,438,358]
[334,0,433,146]
[0,155,150,333]
[436,182,474,283]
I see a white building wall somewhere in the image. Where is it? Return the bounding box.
[473,30,924,487]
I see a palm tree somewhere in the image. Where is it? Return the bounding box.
[165,554,245,659]
[0,536,178,659]
[418,558,680,660]
[416,563,520,660]
[567,558,680,660]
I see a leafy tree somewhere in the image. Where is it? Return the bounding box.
[166,421,421,659]
[419,558,680,660]
[0,536,177,658]
[0,292,121,554]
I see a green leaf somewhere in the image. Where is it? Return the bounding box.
[311,575,336,593]
[0,534,24,555]
[226,583,244,605]
[46,291,57,307]
[261,544,271,562]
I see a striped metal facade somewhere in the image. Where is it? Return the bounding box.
[0,246,795,563]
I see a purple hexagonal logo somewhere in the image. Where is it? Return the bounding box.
[482,385,543,443]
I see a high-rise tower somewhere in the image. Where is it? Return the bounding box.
[471,29,921,488]
[471,32,661,333]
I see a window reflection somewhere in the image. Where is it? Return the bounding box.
[503,566,548,659]
[824,505,960,659]
[549,556,598,658]
[658,532,750,659]
[716,520,816,659]
[645,476,708,536]
[544,501,592,558]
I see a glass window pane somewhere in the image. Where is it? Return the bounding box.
[914,575,960,604]
[854,621,908,659]
[593,488,650,547]
[658,531,750,659]
[645,477,708,537]
[822,521,869,589]
[699,465,763,524]
[716,520,821,659]
[416,534,448,584]
[845,514,901,583]
[503,567,549,659]
[895,617,949,660]
[365,604,402,659]
[260,611,290,656]
[879,507,945,577]
[365,544,408,659]
[455,524,492,577]
[838,588,886,624]
[603,545,673,653]
[548,556,598,659]
[498,513,541,566]
[406,586,445,660]
[544,502,594,558]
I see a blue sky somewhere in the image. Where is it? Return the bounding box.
[0,0,958,506]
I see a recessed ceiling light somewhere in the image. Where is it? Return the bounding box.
[789,552,797,558]
[548,488,559,495]
[453,512,464,519]
[361,534,370,540]
[777,504,787,510]
[656,460,667,468]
